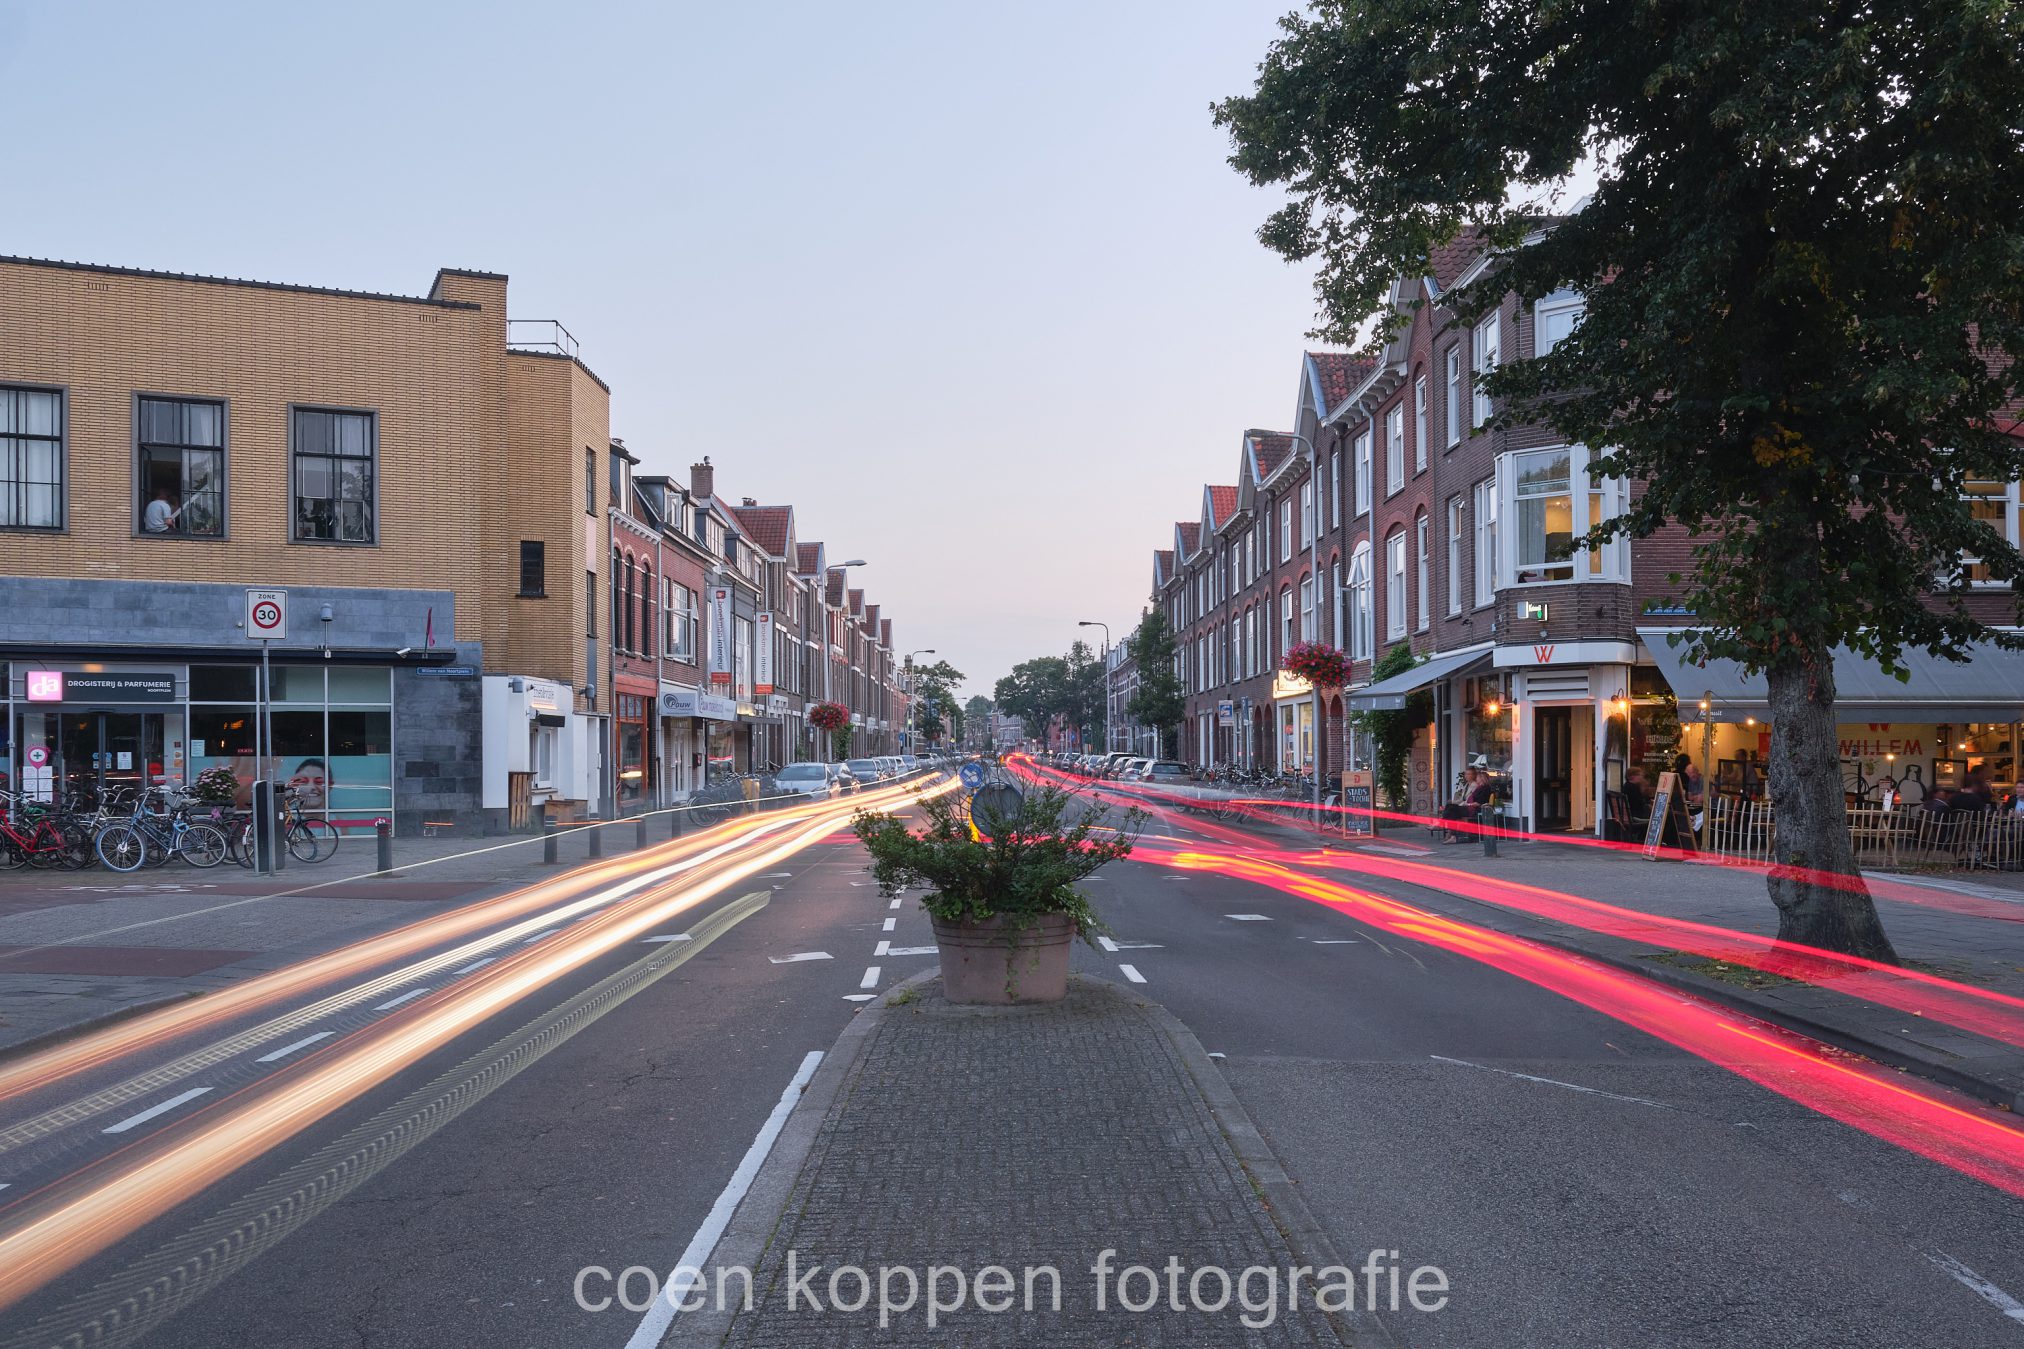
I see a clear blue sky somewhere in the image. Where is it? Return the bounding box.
[1,0,1322,693]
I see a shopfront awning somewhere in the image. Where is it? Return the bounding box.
[1638,628,2024,723]
[1346,648,1492,712]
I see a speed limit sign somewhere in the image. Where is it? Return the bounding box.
[245,588,288,640]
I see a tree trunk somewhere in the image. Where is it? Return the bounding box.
[1762,654,1899,962]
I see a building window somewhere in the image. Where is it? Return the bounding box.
[1386,404,1405,495]
[585,447,597,515]
[1473,313,1500,429]
[1300,479,1314,550]
[519,541,545,597]
[1473,478,1498,607]
[1347,543,1373,660]
[639,562,654,655]
[1446,496,1464,617]
[1535,291,1584,354]
[1330,448,1342,529]
[1385,531,1407,640]
[1444,347,1462,447]
[1963,478,2023,586]
[292,408,375,543]
[136,396,224,537]
[1279,499,1293,563]
[1300,576,1314,644]
[1413,375,1428,472]
[611,547,624,646]
[0,385,63,530]
[1355,430,1372,515]
[1415,514,1430,632]
[1280,587,1294,655]
[1511,448,1575,583]
[609,448,626,505]
[586,570,597,638]
[623,554,638,653]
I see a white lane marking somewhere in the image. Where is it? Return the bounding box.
[860,967,881,990]
[522,928,563,944]
[888,898,901,910]
[625,1051,825,1349]
[1360,842,1431,856]
[767,952,832,964]
[842,994,876,1002]
[1096,936,1120,952]
[253,1031,334,1063]
[759,872,794,878]
[1225,914,1271,922]
[1114,941,1163,949]
[1428,1056,1672,1109]
[875,940,890,956]
[0,1183,9,1191]
[1206,1052,1226,1060]
[1928,1252,2024,1325]
[643,934,692,944]
[103,1087,214,1134]
[453,957,500,974]
[881,917,896,932]
[374,988,431,1010]
[1310,939,1359,945]
[884,945,937,956]
[1118,964,1146,984]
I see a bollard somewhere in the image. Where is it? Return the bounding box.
[671,806,684,838]
[252,779,276,875]
[636,815,648,850]
[588,822,603,859]
[376,819,392,873]
[1482,810,1500,857]
[543,811,558,865]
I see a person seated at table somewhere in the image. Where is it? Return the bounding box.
[1622,768,1650,819]
[1954,770,1996,814]
[1439,769,1482,842]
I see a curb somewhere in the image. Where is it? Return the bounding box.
[0,988,202,1062]
[1140,995,1398,1349]
[663,966,939,1347]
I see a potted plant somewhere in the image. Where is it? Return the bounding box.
[852,783,1143,1004]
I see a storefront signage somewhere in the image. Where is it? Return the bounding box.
[708,586,734,685]
[31,671,177,703]
[26,746,49,767]
[1271,671,1312,701]
[523,678,564,712]
[767,694,789,715]
[415,665,476,679]
[755,612,775,695]
[659,683,738,722]
[1520,601,1550,621]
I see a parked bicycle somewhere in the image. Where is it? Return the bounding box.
[0,789,93,869]
[225,786,341,865]
[95,787,231,871]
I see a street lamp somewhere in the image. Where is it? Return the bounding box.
[1078,621,1111,753]
[905,648,936,753]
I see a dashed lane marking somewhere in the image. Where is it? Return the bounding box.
[104,1087,214,1135]
[374,988,430,1011]
[1118,964,1146,984]
[767,952,832,964]
[253,1032,334,1063]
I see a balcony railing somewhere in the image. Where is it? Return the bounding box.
[507,318,581,360]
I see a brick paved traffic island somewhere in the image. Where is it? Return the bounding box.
[673,976,1401,1348]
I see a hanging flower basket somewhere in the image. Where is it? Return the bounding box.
[808,701,850,733]
[1283,641,1351,690]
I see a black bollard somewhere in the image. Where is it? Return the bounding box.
[588,822,603,859]
[376,819,392,873]
[543,811,558,865]
[1482,810,1500,857]
[671,806,684,838]
[636,815,648,850]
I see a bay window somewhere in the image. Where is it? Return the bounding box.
[1963,478,2022,586]
[1496,445,1629,586]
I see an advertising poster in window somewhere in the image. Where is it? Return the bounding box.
[708,586,734,685]
[755,612,775,695]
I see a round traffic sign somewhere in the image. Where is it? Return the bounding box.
[26,746,49,767]
[251,600,283,633]
[958,762,985,790]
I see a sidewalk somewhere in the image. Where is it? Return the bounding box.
[0,824,644,1053]
[672,975,1391,1347]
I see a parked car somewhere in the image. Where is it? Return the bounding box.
[1099,753,1136,778]
[846,758,887,785]
[900,754,919,773]
[1116,757,1154,781]
[772,761,841,801]
[1143,761,1192,784]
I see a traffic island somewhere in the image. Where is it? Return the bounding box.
[666,974,1409,1347]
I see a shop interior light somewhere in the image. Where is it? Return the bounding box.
[1485,699,1501,716]
[1745,716,1756,726]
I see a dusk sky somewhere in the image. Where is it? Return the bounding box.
[1,0,1326,696]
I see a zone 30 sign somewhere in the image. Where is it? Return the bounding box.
[246,588,288,640]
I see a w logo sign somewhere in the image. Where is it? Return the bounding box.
[1533,644,1557,664]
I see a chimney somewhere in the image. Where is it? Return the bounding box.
[741,497,758,508]
[690,456,714,501]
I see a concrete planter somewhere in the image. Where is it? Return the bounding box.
[931,911,1078,1005]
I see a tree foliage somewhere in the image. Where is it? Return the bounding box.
[1124,609,1185,757]
[910,658,967,746]
[1216,0,2024,960]
[1346,642,1428,809]
[994,642,1108,747]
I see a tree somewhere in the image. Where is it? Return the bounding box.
[1125,609,1184,758]
[994,656,1070,746]
[964,695,993,748]
[1064,640,1108,748]
[1216,1,2024,961]
[909,659,967,747]
[1346,643,1428,810]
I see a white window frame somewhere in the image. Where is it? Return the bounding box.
[1472,313,1500,429]
[1444,347,1462,447]
[1300,576,1314,645]
[1534,290,1585,355]
[1385,532,1408,641]
[1347,543,1374,661]
[1415,514,1430,632]
[1300,479,1314,550]
[1329,449,1342,529]
[1413,375,1428,472]
[1962,477,2023,588]
[1279,499,1293,563]
[1445,495,1464,617]
[1473,478,1498,608]
[1354,430,1372,515]
[1494,444,1630,587]
[1386,405,1405,496]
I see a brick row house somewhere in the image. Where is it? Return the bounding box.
[0,252,914,833]
[1147,235,2023,836]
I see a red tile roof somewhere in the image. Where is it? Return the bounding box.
[796,542,824,575]
[880,618,893,648]
[729,504,792,558]
[1175,521,1201,556]
[1245,430,1297,480]
[1306,352,1376,412]
[1428,228,1489,291]
[826,570,846,606]
[1206,484,1239,529]
[1155,548,1175,581]
[847,588,865,617]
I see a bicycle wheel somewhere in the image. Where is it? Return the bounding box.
[180,823,230,868]
[97,824,151,873]
[58,823,96,870]
[288,819,340,863]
